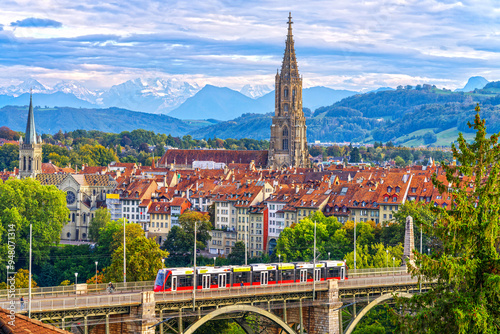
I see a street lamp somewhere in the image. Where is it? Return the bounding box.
[123,219,126,284]
[161,258,165,268]
[328,252,331,261]
[95,261,98,293]
[278,254,281,283]
[193,221,197,311]
[386,249,389,269]
[354,220,357,270]
[392,257,395,282]
[213,257,216,267]
[428,248,430,255]
[75,272,78,296]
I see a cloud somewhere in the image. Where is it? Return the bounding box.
[0,24,3,31]
[10,18,62,28]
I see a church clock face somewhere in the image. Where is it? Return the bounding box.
[66,191,76,205]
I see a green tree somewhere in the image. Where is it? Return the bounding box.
[88,208,111,243]
[394,104,500,332]
[0,143,19,171]
[228,241,246,265]
[0,178,69,281]
[350,147,362,163]
[394,155,405,167]
[107,231,168,282]
[14,268,37,289]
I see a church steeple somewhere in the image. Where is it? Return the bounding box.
[25,89,38,145]
[19,90,42,178]
[281,12,299,79]
[268,13,308,169]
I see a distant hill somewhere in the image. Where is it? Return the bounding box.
[169,85,357,121]
[0,106,197,136]
[190,85,500,145]
[455,76,489,92]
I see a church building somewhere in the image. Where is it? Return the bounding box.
[19,93,42,178]
[268,13,309,169]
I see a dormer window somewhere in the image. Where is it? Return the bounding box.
[411,187,416,193]
[387,186,392,193]
[353,201,359,206]
[392,196,397,202]
[362,201,366,207]
[395,186,400,193]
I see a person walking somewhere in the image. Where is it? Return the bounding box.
[20,296,24,310]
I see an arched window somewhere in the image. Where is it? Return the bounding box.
[282,138,289,150]
[283,127,288,137]
[284,88,288,98]
[28,157,32,171]
[284,104,289,112]
[23,156,26,170]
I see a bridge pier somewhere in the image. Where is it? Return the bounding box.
[311,280,343,334]
[129,291,156,334]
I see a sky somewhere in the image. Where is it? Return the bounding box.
[1,0,500,91]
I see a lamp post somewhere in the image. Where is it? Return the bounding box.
[428,248,430,255]
[313,220,317,301]
[193,221,197,311]
[123,219,126,284]
[161,258,165,268]
[392,257,395,282]
[354,220,357,270]
[213,257,216,267]
[278,254,281,283]
[29,224,32,318]
[386,249,389,269]
[75,272,78,296]
[95,261,98,294]
[328,252,330,261]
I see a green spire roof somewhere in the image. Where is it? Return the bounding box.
[25,91,38,145]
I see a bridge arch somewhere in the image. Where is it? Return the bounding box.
[184,304,296,334]
[345,292,413,334]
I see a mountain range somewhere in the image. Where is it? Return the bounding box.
[0,76,495,147]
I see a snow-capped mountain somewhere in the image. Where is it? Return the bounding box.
[52,81,100,104]
[239,84,273,99]
[0,78,50,96]
[100,78,200,113]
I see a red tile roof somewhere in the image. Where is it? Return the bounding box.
[158,149,269,167]
[0,307,71,333]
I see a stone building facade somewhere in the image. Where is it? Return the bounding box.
[268,13,308,169]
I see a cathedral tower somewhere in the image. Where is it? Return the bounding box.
[19,92,42,178]
[268,13,308,169]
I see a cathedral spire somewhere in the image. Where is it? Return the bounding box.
[25,88,38,145]
[281,12,299,78]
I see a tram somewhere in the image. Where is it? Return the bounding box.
[154,260,347,292]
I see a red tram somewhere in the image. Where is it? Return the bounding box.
[154,260,347,292]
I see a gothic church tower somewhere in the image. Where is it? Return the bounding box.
[268,13,308,169]
[19,92,42,178]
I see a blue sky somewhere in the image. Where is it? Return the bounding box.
[1,0,499,91]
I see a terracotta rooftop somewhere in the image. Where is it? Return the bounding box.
[158,149,269,167]
[0,307,71,333]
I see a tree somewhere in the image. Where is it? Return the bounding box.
[423,131,437,145]
[394,155,405,167]
[0,143,19,171]
[88,208,111,243]
[14,269,37,289]
[178,211,212,250]
[350,147,361,163]
[0,178,69,281]
[107,230,168,282]
[0,126,20,140]
[228,241,246,265]
[394,104,500,332]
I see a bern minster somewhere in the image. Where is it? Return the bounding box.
[268,13,309,169]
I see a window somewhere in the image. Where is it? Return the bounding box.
[284,88,288,98]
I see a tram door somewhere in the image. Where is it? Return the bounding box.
[202,275,211,289]
[340,266,345,281]
[218,274,226,288]
[172,276,178,291]
[314,268,321,282]
[300,269,307,283]
[260,271,269,285]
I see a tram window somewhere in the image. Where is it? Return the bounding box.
[252,271,261,284]
[155,271,165,288]
[281,269,294,281]
[178,275,193,288]
[234,272,251,285]
[165,275,172,290]
[328,267,340,278]
[307,269,314,280]
[268,270,276,283]
[211,274,218,286]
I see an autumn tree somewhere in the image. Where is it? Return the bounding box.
[394,104,500,333]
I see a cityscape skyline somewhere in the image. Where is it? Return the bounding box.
[1,0,500,92]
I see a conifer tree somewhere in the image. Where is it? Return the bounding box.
[394,104,500,333]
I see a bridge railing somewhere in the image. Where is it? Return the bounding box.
[340,275,421,288]
[349,267,407,277]
[0,281,154,301]
[0,293,143,313]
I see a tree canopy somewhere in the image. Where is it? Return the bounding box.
[394,104,500,333]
